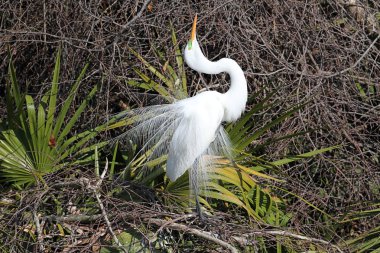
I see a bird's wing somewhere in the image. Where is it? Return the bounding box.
[209,125,232,159]
[166,97,224,181]
[114,104,182,164]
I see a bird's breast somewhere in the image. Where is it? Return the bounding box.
[177,91,224,127]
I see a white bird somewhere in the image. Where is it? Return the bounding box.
[118,15,247,216]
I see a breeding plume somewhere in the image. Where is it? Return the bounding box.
[118,15,247,215]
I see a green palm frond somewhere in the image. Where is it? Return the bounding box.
[0,48,109,187]
[126,26,187,102]
[342,202,380,252]
[346,226,380,252]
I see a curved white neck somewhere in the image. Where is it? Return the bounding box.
[204,58,247,122]
[184,39,248,122]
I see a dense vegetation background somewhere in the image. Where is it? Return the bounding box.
[0,0,379,252]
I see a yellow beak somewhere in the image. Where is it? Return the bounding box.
[191,14,197,41]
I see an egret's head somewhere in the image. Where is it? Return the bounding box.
[184,14,207,72]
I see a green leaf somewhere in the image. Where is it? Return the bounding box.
[206,181,259,219]
[53,63,89,138]
[228,89,276,137]
[270,146,339,167]
[94,146,99,177]
[100,229,149,253]
[128,46,173,89]
[356,82,367,97]
[171,23,187,97]
[7,56,25,127]
[210,166,257,191]
[110,141,119,179]
[57,84,98,144]
[237,103,307,150]
[37,98,50,169]
[0,48,106,187]
[25,95,39,165]
[272,185,333,219]
[131,68,171,100]
[46,48,61,140]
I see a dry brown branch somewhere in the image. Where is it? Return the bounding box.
[33,210,44,252]
[240,230,344,253]
[90,159,128,253]
[107,0,152,48]
[44,214,103,222]
[325,34,380,78]
[153,213,196,237]
[149,218,239,253]
[337,0,380,33]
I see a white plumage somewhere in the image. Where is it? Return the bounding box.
[166,91,224,181]
[119,15,247,215]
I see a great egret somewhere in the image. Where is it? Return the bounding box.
[118,15,247,217]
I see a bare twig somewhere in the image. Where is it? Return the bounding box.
[33,210,45,252]
[325,34,380,78]
[43,0,47,43]
[32,189,49,252]
[153,213,196,238]
[106,0,152,48]
[241,230,344,253]
[44,214,103,222]
[149,218,239,253]
[91,159,128,253]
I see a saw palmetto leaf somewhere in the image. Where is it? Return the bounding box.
[342,202,380,252]
[126,27,187,102]
[0,48,109,187]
